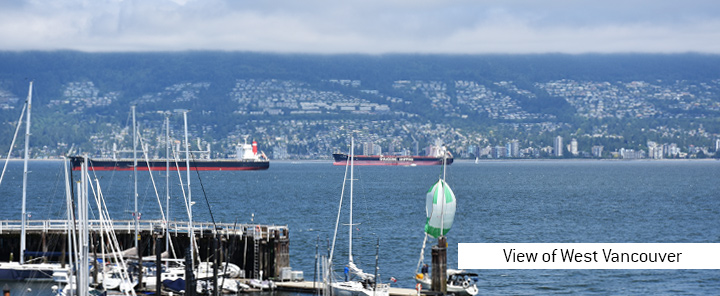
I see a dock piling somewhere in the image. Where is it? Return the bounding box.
[431,236,447,294]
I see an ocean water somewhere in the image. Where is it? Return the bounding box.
[1,159,719,295]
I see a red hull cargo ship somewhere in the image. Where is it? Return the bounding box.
[332,145,453,166]
[332,154,453,166]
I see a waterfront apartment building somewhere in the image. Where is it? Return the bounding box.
[663,143,681,157]
[363,142,382,155]
[492,145,507,159]
[509,140,520,157]
[554,136,563,157]
[570,138,578,156]
[647,141,663,159]
[620,148,646,159]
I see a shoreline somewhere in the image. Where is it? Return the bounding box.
[3,158,717,163]
[461,158,719,163]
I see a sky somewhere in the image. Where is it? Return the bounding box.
[1,0,719,54]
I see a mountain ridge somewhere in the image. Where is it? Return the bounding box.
[1,51,719,159]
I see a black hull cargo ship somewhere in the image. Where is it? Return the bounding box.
[72,140,269,171]
[70,157,269,171]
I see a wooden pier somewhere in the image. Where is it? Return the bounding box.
[274,280,424,296]
[0,219,289,279]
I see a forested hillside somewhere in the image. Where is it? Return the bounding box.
[1,51,719,159]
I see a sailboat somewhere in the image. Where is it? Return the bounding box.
[0,82,69,283]
[414,147,478,296]
[328,138,390,296]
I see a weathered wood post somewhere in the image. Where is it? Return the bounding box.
[269,228,290,279]
[212,231,219,296]
[431,236,447,293]
[185,245,196,296]
[155,228,163,295]
[138,235,144,291]
[60,235,66,268]
[92,233,99,285]
[41,232,47,263]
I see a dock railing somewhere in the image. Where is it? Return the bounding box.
[0,219,288,239]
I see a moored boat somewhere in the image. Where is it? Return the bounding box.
[413,151,478,296]
[0,82,69,284]
[415,269,478,296]
[328,138,390,296]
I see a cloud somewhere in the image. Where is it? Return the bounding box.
[1,0,719,53]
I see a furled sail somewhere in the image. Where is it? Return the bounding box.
[424,179,456,238]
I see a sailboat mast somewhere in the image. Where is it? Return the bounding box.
[20,81,32,265]
[63,157,75,293]
[441,146,446,234]
[184,111,194,268]
[442,146,447,182]
[349,137,355,263]
[132,105,139,251]
[329,140,352,264]
[79,156,90,296]
[165,115,171,253]
[0,101,26,188]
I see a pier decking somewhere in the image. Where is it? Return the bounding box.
[0,219,289,279]
[0,219,434,295]
[273,281,424,296]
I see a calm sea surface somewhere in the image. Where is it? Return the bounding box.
[1,159,719,295]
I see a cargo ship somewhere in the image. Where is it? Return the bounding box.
[332,146,453,166]
[71,140,269,171]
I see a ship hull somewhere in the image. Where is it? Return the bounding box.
[332,154,453,166]
[70,157,269,171]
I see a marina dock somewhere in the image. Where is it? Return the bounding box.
[1,219,426,295]
[0,219,289,279]
[273,280,424,296]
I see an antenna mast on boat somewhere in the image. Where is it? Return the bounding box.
[20,81,32,265]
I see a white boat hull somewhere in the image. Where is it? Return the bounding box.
[415,275,478,296]
[249,278,276,290]
[331,281,390,296]
[0,262,67,281]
